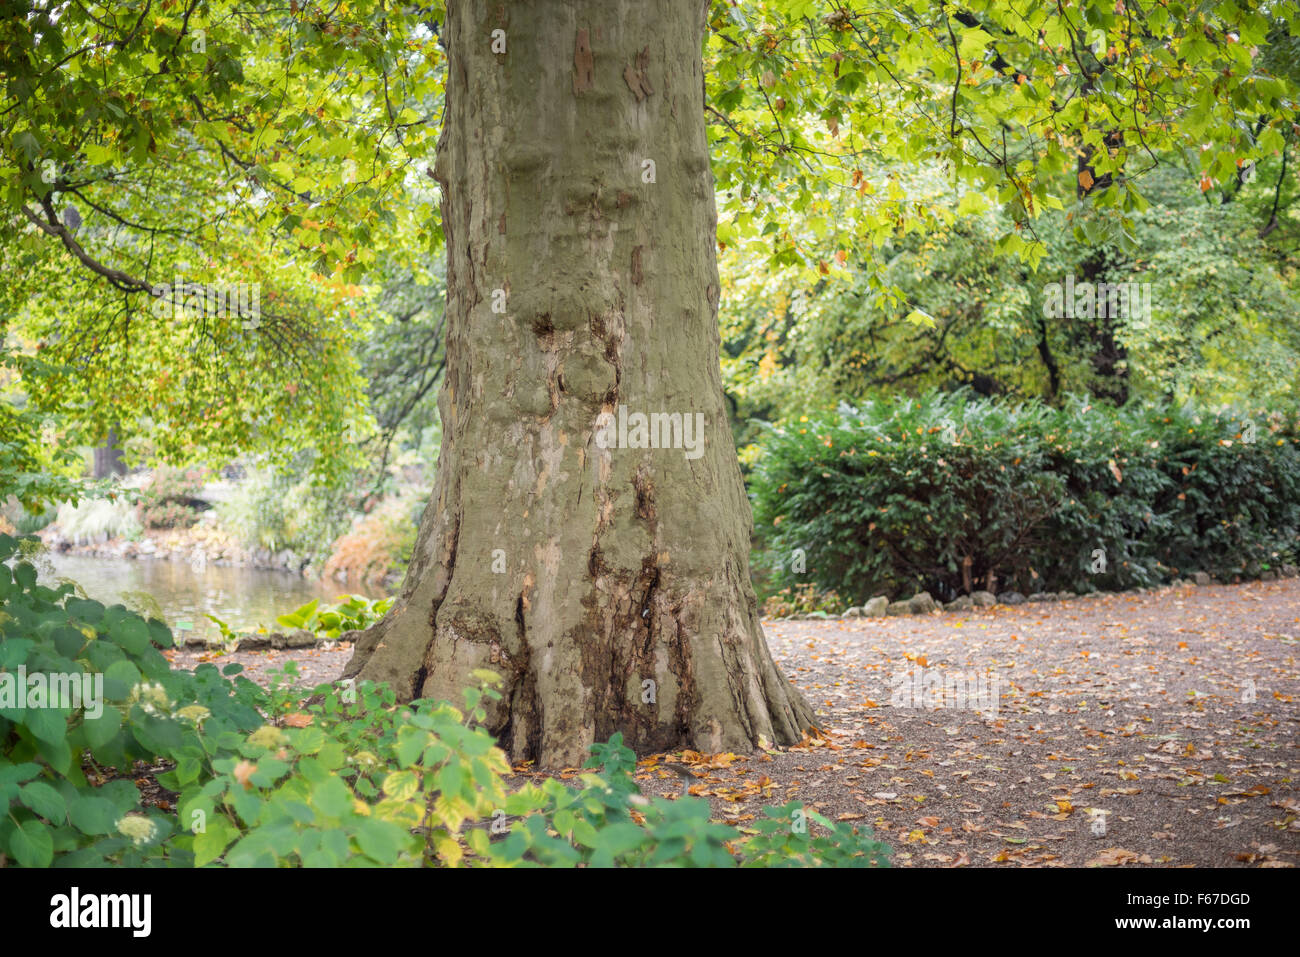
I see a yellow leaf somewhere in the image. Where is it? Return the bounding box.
[375,798,424,828]
[382,770,421,802]
[435,835,464,866]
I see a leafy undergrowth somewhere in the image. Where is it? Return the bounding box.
[0,533,889,867]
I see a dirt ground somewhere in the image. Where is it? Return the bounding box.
[169,578,1299,867]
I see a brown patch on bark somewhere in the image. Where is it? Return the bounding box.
[586,555,664,750]
[573,29,594,93]
[630,245,644,285]
[501,594,541,752]
[623,46,653,101]
[632,469,656,526]
[587,542,608,578]
[498,212,506,234]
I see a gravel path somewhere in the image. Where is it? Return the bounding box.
[749,579,1299,867]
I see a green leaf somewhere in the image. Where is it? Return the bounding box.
[83,142,115,165]
[9,819,53,867]
[102,659,141,700]
[0,638,33,668]
[111,617,150,655]
[310,775,352,818]
[82,706,122,749]
[356,818,411,864]
[35,732,72,775]
[67,793,120,835]
[382,770,420,801]
[24,704,68,744]
[395,726,427,768]
[193,816,239,867]
[13,562,36,591]
[19,780,66,823]
[224,831,277,867]
[275,599,318,630]
[0,762,41,803]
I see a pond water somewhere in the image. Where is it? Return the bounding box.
[32,553,377,643]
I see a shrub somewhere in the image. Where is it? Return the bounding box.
[491,733,891,867]
[322,494,420,585]
[136,466,210,529]
[761,583,846,619]
[750,392,1300,602]
[0,532,265,866]
[138,500,199,530]
[1,499,55,535]
[216,465,350,563]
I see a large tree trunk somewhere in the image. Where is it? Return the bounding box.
[344,0,815,767]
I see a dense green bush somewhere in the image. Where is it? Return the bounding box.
[137,466,209,529]
[1,534,889,867]
[490,733,890,868]
[0,533,265,865]
[750,392,1300,602]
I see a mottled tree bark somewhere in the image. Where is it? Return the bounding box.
[344,0,815,767]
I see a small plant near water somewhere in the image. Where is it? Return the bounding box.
[273,594,394,639]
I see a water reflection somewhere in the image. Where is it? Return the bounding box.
[33,553,373,643]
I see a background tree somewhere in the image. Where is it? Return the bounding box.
[720,164,1300,425]
[0,0,442,479]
